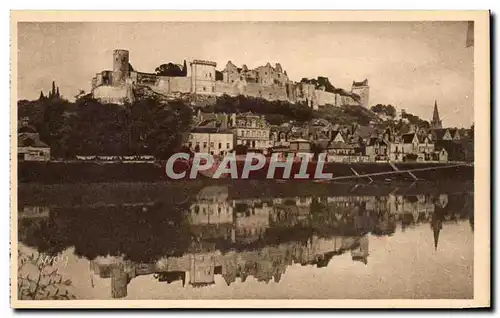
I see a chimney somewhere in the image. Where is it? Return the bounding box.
[230,113,236,127]
[221,113,228,129]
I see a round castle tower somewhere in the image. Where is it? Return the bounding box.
[112,49,130,86]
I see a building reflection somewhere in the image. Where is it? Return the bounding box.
[18,184,474,298]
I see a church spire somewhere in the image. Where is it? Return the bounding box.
[431,100,443,129]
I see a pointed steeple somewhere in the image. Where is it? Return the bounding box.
[431,100,443,129]
[51,81,56,97]
[56,86,60,98]
[39,91,45,100]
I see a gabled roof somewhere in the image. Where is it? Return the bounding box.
[330,130,345,141]
[430,128,450,140]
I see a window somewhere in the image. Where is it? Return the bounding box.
[203,142,207,149]
[210,142,214,148]
[212,86,215,92]
[188,142,192,148]
[226,142,230,149]
[218,142,222,149]
[203,87,206,91]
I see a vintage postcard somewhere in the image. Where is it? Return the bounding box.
[10,11,490,308]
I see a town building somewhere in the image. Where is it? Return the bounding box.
[232,113,272,152]
[389,132,435,162]
[365,137,390,161]
[184,127,234,156]
[18,132,50,162]
[91,49,368,109]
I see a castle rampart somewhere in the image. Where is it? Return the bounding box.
[91,49,369,108]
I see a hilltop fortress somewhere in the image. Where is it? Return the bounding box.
[91,49,370,109]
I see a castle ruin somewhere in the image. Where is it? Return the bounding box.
[91,49,370,109]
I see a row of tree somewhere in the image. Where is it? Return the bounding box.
[18,93,193,159]
[206,94,314,125]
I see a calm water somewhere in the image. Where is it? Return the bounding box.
[17,181,474,300]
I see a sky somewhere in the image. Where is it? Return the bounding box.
[17,21,474,127]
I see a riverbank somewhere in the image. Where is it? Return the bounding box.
[18,160,473,184]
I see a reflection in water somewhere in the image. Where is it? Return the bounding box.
[18,182,474,299]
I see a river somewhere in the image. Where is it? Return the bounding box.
[16,180,474,300]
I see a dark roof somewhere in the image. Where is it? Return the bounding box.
[331,131,345,141]
[327,142,356,149]
[315,140,330,149]
[430,128,450,140]
[191,127,232,134]
[352,79,368,87]
[355,125,376,139]
[435,140,464,154]
[18,132,49,148]
[401,133,416,144]
[18,125,37,133]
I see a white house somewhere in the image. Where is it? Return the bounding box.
[18,132,50,161]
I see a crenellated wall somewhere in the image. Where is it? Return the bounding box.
[91,49,366,108]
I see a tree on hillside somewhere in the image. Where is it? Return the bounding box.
[155,63,185,77]
[127,98,193,158]
[370,104,396,118]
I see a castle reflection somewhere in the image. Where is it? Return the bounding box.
[18,183,473,298]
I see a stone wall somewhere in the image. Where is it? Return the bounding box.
[315,90,337,107]
[244,83,288,101]
[215,81,242,96]
[92,85,132,104]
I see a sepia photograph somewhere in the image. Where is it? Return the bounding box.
[10,10,490,308]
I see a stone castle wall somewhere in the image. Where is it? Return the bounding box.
[92,85,133,104]
[91,49,365,108]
